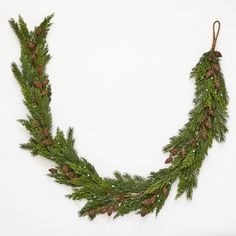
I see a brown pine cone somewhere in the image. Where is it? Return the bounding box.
[213,64,220,72]
[180,148,187,157]
[31,54,37,62]
[107,207,113,216]
[88,210,96,218]
[62,164,70,173]
[165,157,173,164]
[37,65,43,76]
[170,148,178,155]
[162,187,168,195]
[190,139,197,147]
[214,51,222,57]
[27,42,35,50]
[208,54,215,62]
[33,81,43,89]
[214,79,221,89]
[149,195,157,205]
[100,208,107,214]
[201,130,207,139]
[140,208,147,217]
[42,79,49,86]
[204,120,212,129]
[208,108,216,116]
[42,128,49,137]
[49,168,57,174]
[41,89,49,96]
[35,26,42,35]
[42,139,53,145]
[206,69,214,78]
[142,199,151,206]
[65,171,75,178]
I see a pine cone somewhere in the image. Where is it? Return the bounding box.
[165,157,173,164]
[142,198,151,206]
[33,81,43,89]
[37,65,43,76]
[213,64,220,72]
[107,207,113,216]
[140,208,147,217]
[201,130,207,139]
[208,108,216,116]
[181,148,187,157]
[65,171,75,178]
[35,26,42,35]
[208,54,215,62]
[43,79,49,86]
[31,54,37,62]
[204,120,212,129]
[42,128,49,137]
[190,139,197,147]
[206,69,214,78]
[214,51,222,57]
[149,195,157,205]
[170,148,178,155]
[162,187,168,195]
[214,79,221,89]
[62,164,70,173]
[42,139,53,145]
[27,42,35,50]
[49,168,57,174]
[88,210,96,218]
[41,89,49,96]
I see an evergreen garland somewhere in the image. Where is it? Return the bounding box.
[10,16,228,219]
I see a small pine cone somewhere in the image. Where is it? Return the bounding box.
[35,26,42,35]
[116,196,125,202]
[190,139,197,147]
[42,79,49,86]
[42,128,49,137]
[165,157,173,164]
[149,195,157,205]
[107,207,113,216]
[213,64,220,72]
[142,198,151,206]
[41,89,49,96]
[208,54,215,62]
[88,210,96,218]
[42,139,53,145]
[208,108,216,117]
[62,164,70,173]
[214,79,221,89]
[49,168,57,174]
[170,148,178,155]
[31,54,37,62]
[180,148,187,157]
[201,130,207,139]
[37,65,43,76]
[33,81,43,89]
[113,205,118,211]
[204,120,212,129]
[214,51,222,58]
[65,171,75,178]
[140,208,147,217]
[206,69,214,78]
[27,42,35,50]
[162,187,168,195]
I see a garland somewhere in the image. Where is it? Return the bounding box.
[10,15,228,219]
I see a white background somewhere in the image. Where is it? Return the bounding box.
[0,0,235,235]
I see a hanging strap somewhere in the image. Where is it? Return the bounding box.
[211,20,221,51]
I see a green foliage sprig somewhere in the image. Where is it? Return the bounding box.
[10,16,228,219]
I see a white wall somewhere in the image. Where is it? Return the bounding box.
[0,0,235,235]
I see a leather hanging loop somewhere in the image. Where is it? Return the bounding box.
[211,20,221,51]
